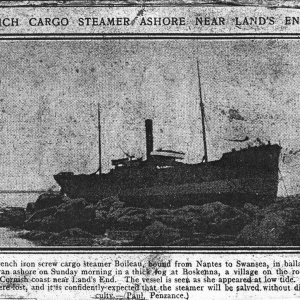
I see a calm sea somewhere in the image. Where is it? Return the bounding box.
[0,193,40,246]
[0,193,40,208]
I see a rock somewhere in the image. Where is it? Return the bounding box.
[0,207,26,227]
[52,198,95,231]
[107,206,148,230]
[25,214,61,232]
[200,201,241,220]
[162,206,208,231]
[150,202,249,235]
[34,192,67,211]
[108,201,125,213]
[26,202,35,214]
[26,206,57,221]
[134,221,181,246]
[93,231,132,246]
[107,230,141,241]
[268,195,300,212]
[21,193,300,246]
[288,225,300,245]
[47,228,95,246]
[55,228,94,238]
[24,206,58,231]
[129,202,248,246]
[25,198,96,233]
[19,230,53,241]
[199,202,249,234]
[96,196,120,211]
[243,202,260,218]
[83,204,96,220]
[237,213,287,245]
[146,208,181,226]
[93,237,124,246]
[237,195,300,246]
[105,201,248,239]
[87,209,107,235]
[199,233,237,246]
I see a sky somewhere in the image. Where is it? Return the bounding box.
[0,39,299,196]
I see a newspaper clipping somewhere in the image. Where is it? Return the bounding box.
[0,0,300,299]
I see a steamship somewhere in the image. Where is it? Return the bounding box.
[54,63,281,208]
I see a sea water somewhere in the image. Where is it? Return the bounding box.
[0,193,40,208]
[0,193,40,247]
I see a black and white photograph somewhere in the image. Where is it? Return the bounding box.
[0,2,300,300]
[0,38,299,247]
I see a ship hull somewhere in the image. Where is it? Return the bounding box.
[54,144,281,208]
[119,177,277,208]
[121,193,273,208]
[54,173,277,208]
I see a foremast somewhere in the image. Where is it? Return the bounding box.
[98,103,102,174]
[197,60,208,162]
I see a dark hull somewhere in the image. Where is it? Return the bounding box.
[121,193,274,208]
[54,144,281,208]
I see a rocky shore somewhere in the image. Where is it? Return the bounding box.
[2,192,300,246]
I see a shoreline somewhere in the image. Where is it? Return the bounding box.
[0,228,36,247]
[1,192,300,246]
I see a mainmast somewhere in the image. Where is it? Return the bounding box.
[197,60,208,162]
[98,103,102,174]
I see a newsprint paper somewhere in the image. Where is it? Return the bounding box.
[1,0,300,299]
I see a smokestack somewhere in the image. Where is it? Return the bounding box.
[145,119,153,160]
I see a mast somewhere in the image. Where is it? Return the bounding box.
[197,60,208,162]
[145,119,153,161]
[98,103,102,174]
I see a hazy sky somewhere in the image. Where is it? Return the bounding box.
[0,39,299,195]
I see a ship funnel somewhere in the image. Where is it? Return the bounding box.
[145,119,153,160]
